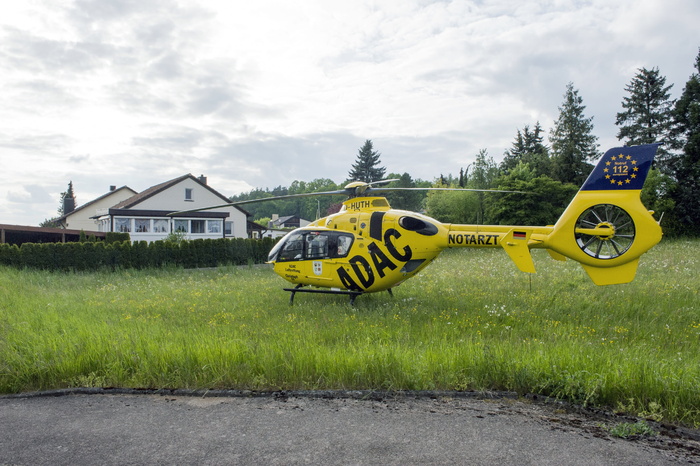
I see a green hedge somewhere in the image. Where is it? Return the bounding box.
[0,237,278,272]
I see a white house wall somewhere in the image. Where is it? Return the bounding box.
[135,178,224,212]
[64,188,137,232]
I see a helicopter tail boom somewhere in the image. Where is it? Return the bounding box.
[443,144,662,285]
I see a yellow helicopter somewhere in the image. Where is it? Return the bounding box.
[176,144,662,304]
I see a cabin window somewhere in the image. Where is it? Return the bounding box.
[336,235,352,257]
[306,233,328,259]
[185,188,193,201]
[274,231,354,262]
[225,221,233,235]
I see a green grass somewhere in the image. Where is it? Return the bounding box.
[1,240,698,426]
[608,420,658,439]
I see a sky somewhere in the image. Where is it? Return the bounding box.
[1,0,698,226]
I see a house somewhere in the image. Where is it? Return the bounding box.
[269,214,311,229]
[60,174,252,242]
[59,185,138,232]
[256,214,312,239]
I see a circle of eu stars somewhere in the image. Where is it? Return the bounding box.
[603,153,639,187]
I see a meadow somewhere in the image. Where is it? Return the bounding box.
[1,239,698,426]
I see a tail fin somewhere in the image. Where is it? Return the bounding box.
[543,144,662,285]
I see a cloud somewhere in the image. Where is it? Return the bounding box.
[0,0,698,225]
[6,185,54,204]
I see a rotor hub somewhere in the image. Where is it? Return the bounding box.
[594,222,615,240]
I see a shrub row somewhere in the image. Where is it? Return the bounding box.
[0,237,278,272]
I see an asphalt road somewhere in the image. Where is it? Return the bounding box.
[1,390,698,465]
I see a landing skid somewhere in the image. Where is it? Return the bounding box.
[283,285,363,305]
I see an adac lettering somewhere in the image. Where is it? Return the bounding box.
[448,233,499,246]
[336,228,412,291]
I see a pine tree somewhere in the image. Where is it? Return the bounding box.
[469,149,498,224]
[59,181,77,216]
[616,67,676,167]
[550,83,600,185]
[500,122,550,177]
[669,49,700,235]
[348,140,386,183]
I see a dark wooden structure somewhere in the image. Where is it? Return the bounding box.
[0,224,107,246]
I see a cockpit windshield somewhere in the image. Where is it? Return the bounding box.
[268,230,354,262]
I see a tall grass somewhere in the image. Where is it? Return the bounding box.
[1,240,698,426]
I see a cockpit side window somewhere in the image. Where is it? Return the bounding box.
[277,232,304,261]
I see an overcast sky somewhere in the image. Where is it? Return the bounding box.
[1,0,698,225]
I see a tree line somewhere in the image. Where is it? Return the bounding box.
[237,50,700,237]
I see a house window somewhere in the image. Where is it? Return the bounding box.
[174,220,188,233]
[115,218,131,232]
[225,221,233,236]
[135,219,150,233]
[208,220,222,234]
[185,188,193,201]
[191,220,206,234]
[153,219,169,233]
[98,219,109,232]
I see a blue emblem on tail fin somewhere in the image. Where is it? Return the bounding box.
[580,144,659,191]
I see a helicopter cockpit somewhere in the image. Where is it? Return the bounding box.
[268,230,354,263]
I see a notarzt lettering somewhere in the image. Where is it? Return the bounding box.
[447,233,499,246]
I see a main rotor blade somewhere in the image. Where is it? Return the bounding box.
[168,189,350,216]
[369,187,531,194]
[367,178,400,186]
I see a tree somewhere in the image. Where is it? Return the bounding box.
[384,172,426,211]
[550,83,600,185]
[424,149,498,224]
[348,140,386,183]
[500,122,551,177]
[669,48,700,236]
[60,181,76,216]
[425,189,480,224]
[616,67,676,167]
[468,149,499,224]
[489,163,579,226]
[39,181,77,227]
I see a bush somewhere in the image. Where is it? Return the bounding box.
[105,232,130,244]
[0,237,276,272]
